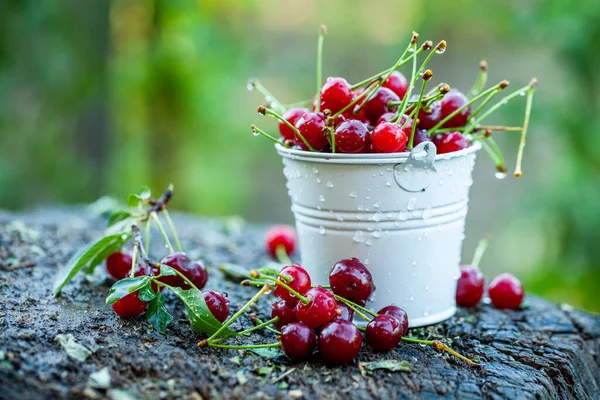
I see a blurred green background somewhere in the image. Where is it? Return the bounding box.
[1,0,599,311]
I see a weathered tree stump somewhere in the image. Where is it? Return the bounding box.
[0,208,598,400]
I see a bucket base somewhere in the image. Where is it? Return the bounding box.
[354,305,456,328]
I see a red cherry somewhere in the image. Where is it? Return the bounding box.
[377,305,409,336]
[334,120,369,153]
[271,300,297,329]
[456,266,485,307]
[382,71,409,99]
[279,107,309,140]
[265,225,296,258]
[371,122,409,153]
[112,291,147,318]
[329,258,375,306]
[366,314,402,351]
[334,301,354,322]
[280,322,316,361]
[488,273,524,310]
[440,90,471,128]
[361,87,400,126]
[432,132,470,154]
[412,128,431,146]
[417,101,442,129]
[154,252,190,288]
[273,264,311,305]
[187,260,208,290]
[106,252,132,280]
[318,320,362,365]
[320,77,353,116]
[295,286,337,329]
[203,291,230,323]
[294,112,329,151]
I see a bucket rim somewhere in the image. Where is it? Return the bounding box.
[276,140,481,165]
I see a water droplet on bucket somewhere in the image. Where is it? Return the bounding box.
[409,296,415,301]
[319,226,326,235]
[372,212,382,222]
[316,178,321,184]
[349,191,358,198]
[373,201,381,208]
[385,181,392,187]
[411,260,417,266]
[398,211,409,221]
[319,195,325,202]
[424,285,430,291]
[422,207,433,220]
[312,167,319,174]
[357,205,365,211]
[326,181,334,188]
[439,179,444,185]
[407,198,417,210]
[373,230,382,238]
[353,231,365,243]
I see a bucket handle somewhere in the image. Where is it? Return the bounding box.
[393,141,437,193]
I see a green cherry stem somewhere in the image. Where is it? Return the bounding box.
[151,262,200,291]
[514,79,537,177]
[205,284,272,344]
[315,25,326,113]
[208,342,282,350]
[151,212,175,253]
[129,237,140,278]
[251,316,281,335]
[467,60,488,99]
[396,42,420,117]
[275,244,293,265]
[281,99,313,109]
[256,107,314,151]
[467,90,502,124]
[401,337,477,365]
[407,70,431,149]
[329,124,336,153]
[248,79,285,114]
[333,80,378,118]
[333,294,378,318]
[333,295,373,322]
[471,235,491,269]
[258,268,293,283]
[250,125,291,149]
[252,273,310,305]
[162,208,183,252]
[212,317,280,343]
[479,137,505,173]
[143,219,151,254]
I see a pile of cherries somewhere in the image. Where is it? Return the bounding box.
[276,74,471,155]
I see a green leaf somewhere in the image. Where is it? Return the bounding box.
[170,287,237,337]
[159,264,178,276]
[138,186,151,200]
[53,233,127,297]
[358,360,412,375]
[138,282,157,302]
[217,263,251,282]
[84,239,124,275]
[105,277,150,305]
[127,194,140,208]
[127,186,152,208]
[146,293,173,332]
[107,210,132,227]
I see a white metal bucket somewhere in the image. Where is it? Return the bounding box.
[277,141,481,327]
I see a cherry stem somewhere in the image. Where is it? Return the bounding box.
[129,238,140,278]
[329,124,336,153]
[478,125,522,132]
[250,315,281,335]
[397,42,420,117]
[315,25,326,113]
[151,262,200,291]
[253,273,310,305]
[260,107,315,151]
[143,219,151,254]
[205,283,272,344]
[207,342,281,350]
[467,90,502,125]
[162,208,183,252]
[281,99,313,109]
[401,337,477,364]
[333,295,373,322]
[275,244,292,265]
[333,80,378,118]
[471,235,491,269]
[479,137,505,172]
[250,125,291,149]
[258,268,293,283]
[248,79,285,114]
[514,84,536,178]
[467,60,488,99]
[143,184,173,219]
[406,74,430,149]
[212,317,280,343]
[151,212,175,253]
[333,294,378,318]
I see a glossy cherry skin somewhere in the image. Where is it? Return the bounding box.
[440,90,471,128]
[432,132,470,154]
[112,291,147,318]
[377,113,413,133]
[295,286,337,329]
[488,273,524,310]
[279,107,309,140]
[366,314,402,351]
[318,320,362,365]
[334,301,354,322]
[371,122,409,154]
[377,305,409,336]
[271,300,297,329]
[187,260,208,290]
[456,266,485,307]
[320,77,353,116]
[382,71,409,99]
[273,264,311,305]
[155,252,190,288]
[417,101,442,129]
[334,120,369,153]
[106,252,132,280]
[329,258,374,306]
[294,112,329,151]
[203,291,230,323]
[362,87,400,125]
[265,225,297,258]
[412,128,431,146]
[280,322,316,361]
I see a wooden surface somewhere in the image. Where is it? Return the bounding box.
[0,208,599,400]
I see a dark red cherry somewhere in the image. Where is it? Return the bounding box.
[155,252,191,288]
[320,77,353,116]
[456,266,485,307]
[274,264,311,305]
[203,291,230,323]
[295,286,337,329]
[377,305,409,336]
[112,291,147,318]
[382,71,409,99]
[417,100,442,129]
[412,128,431,146]
[106,252,132,280]
[432,132,470,154]
[279,107,309,140]
[488,273,524,310]
[440,90,471,128]
[334,301,354,322]
[187,260,208,290]
[371,122,409,153]
[334,120,369,153]
[294,112,329,151]
[271,300,297,329]
[265,225,296,258]
[366,314,402,351]
[280,322,316,361]
[362,87,400,126]
[329,258,374,306]
[318,320,362,365]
